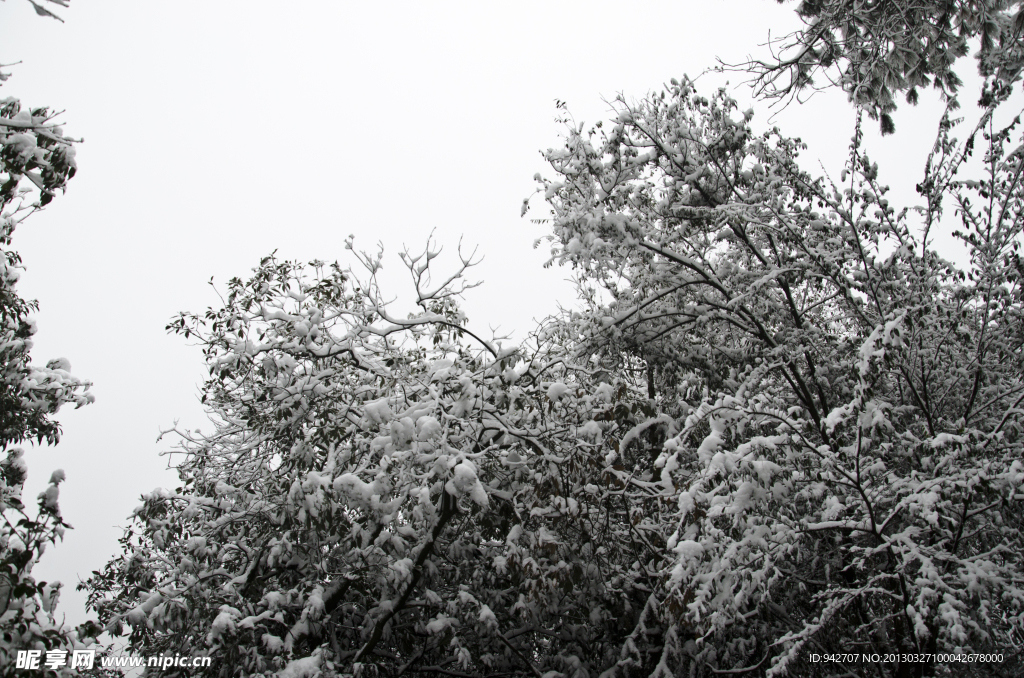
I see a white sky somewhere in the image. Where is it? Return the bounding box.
[0,0,998,627]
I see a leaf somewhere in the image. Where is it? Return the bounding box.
[26,0,64,22]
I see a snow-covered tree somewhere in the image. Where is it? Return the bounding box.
[83,242,679,677]
[84,71,1024,676]
[1,96,88,448]
[524,77,1024,675]
[0,108,98,674]
[743,0,1024,132]
[1,4,106,673]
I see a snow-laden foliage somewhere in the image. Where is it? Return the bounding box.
[743,0,1024,131]
[1,85,101,675]
[1,97,91,448]
[84,243,679,677]
[0,458,99,676]
[87,77,1024,677]
[524,78,1024,675]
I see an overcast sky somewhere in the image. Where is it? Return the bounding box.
[0,0,999,628]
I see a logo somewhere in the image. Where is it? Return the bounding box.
[15,649,95,671]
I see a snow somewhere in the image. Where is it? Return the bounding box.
[278,653,322,678]
[362,398,393,425]
[262,634,284,653]
[207,604,242,643]
[389,417,415,448]
[37,483,58,510]
[478,604,497,627]
[506,524,522,544]
[546,381,569,400]
[44,357,71,372]
[261,591,286,610]
[126,591,164,626]
[430,358,454,380]
[579,420,602,442]
[425,613,457,634]
[445,460,488,506]
[416,415,442,440]
[333,473,376,504]
[306,586,325,618]
[536,526,560,545]
[390,557,414,579]
[696,417,725,462]
[5,133,37,158]
[674,540,704,560]
[618,414,674,453]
